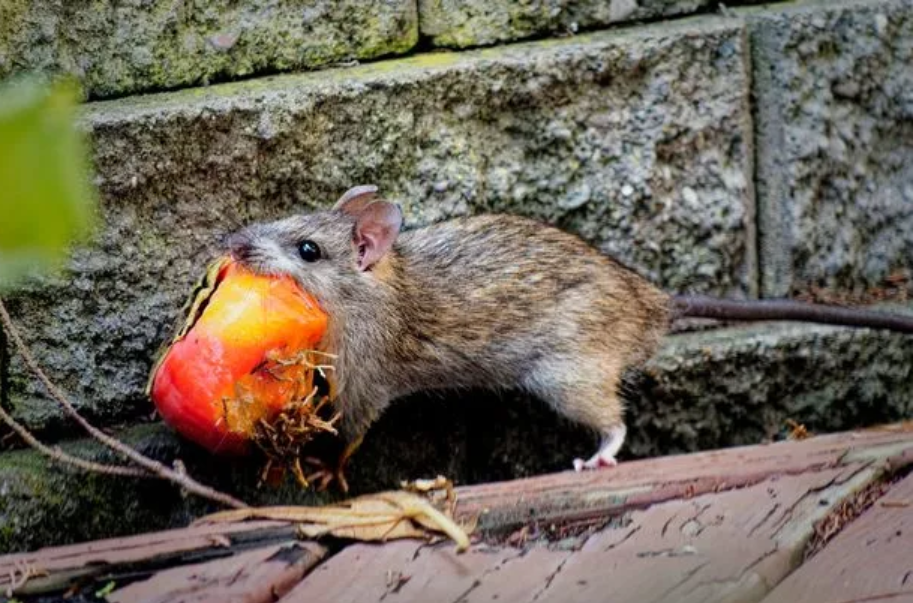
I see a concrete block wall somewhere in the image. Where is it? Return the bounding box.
[750,0,913,297]
[0,1,418,98]
[0,1,767,99]
[0,0,911,551]
[5,20,756,433]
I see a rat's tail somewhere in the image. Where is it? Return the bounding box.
[671,295,913,334]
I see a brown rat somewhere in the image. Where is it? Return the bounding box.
[227,185,913,476]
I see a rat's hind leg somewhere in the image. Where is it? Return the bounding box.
[521,355,628,472]
[573,424,626,471]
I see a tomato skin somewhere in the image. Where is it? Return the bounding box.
[149,260,328,454]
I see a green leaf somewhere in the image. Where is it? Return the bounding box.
[0,76,97,290]
[95,580,118,598]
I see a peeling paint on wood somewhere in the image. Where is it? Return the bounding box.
[108,541,325,603]
[760,472,913,603]
[0,521,299,595]
[454,427,913,534]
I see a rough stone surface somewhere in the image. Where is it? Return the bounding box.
[749,0,913,297]
[0,0,418,99]
[2,316,912,554]
[627,315,913,460]
[4,19,754,434]
[418,0,768,48]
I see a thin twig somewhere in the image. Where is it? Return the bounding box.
[0,402,148,477]
[0,297,248,509]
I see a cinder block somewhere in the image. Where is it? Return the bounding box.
[749,0,913,297]
[0,0,418,98]
[420,0,726,48]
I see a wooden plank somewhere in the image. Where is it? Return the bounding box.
[279,539,568,603]
[760,472,913,603]
[453,426,913,533]
[108,541,325,603]
[281,462,883,603]
[532,466,874,603]
[279,541,424,603]
[4,426,911,597]
[0,521,298,595]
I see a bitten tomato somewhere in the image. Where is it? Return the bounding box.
[147,258,329,454]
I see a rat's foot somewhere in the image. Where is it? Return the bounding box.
[572,425,626,472]
[572,453,618,472]
[303,435,364,493]
[304,459,349,493]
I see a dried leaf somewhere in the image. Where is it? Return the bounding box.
[402,475,456,515]
[786,419,811,441]
[194,489,471,552]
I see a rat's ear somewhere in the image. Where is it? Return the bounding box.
[353,200,403,271]
[333,185,379,216]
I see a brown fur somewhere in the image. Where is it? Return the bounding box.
[227,205,670,450]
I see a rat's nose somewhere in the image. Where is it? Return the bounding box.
[226,231,254,263]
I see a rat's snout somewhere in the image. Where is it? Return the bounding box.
[226,230,256,263]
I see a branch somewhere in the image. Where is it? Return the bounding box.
[0,402,147,477]
[0,297,248,509]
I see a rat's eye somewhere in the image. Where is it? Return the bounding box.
[298,240,321,262]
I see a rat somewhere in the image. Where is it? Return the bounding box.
[226,185,913,483]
